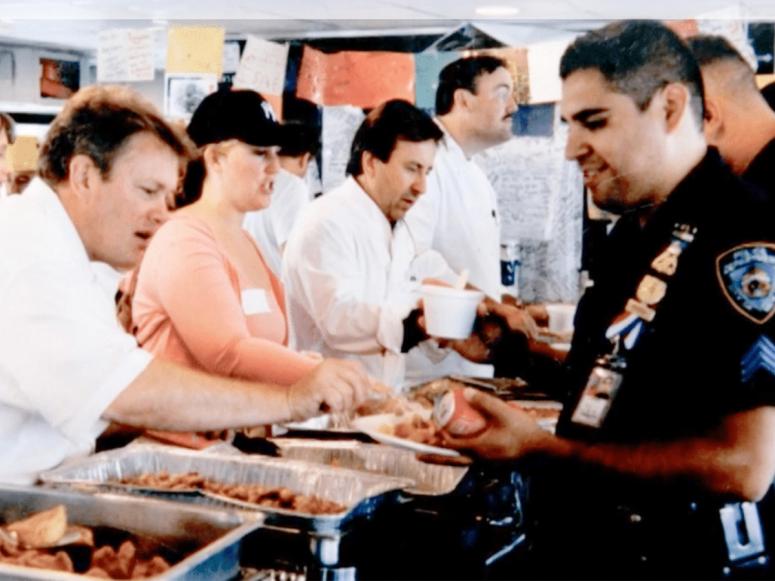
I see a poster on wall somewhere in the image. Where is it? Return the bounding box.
[40,58,80,99]
[164,73,218,121]
[97,28,155,83]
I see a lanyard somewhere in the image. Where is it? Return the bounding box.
[604,223,697,355]
[570,223,697,430]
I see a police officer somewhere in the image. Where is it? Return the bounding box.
[687,34,775,200]
[447,21,775,578]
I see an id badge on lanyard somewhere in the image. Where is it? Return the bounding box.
[570,356,626,428]
[569,223,697,430]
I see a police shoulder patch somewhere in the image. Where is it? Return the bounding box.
[716,243,775,324]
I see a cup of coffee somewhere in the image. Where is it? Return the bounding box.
[421,285,484,340]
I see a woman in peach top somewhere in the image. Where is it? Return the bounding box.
[131,90,319,398]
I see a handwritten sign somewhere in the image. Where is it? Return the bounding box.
[233,35,289,97]
[322,105,365,192]
[97,28,155,82]
[167,26,225,75]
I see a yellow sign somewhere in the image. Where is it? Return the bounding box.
[167,27,225,75]
[6,136,38,172]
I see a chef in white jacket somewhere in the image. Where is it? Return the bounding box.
[284,100,461,389]
[404,55,517,301]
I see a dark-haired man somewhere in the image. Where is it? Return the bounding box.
[448,21,775,577]
[688,34,775,199]
[0,86,372,483]
[405,55,517,301]
[284,99,449,389]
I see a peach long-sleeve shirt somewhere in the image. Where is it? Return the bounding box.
[131,215,317,386]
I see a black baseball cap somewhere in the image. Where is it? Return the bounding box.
[186,89,288,148]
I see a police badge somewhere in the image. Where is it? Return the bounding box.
[717,243,775,324]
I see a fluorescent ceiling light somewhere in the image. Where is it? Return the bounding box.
[475,5,521,17]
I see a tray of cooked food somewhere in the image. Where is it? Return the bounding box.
[270,438,469,496]
[0,483,262,580]
[38,444,412,535]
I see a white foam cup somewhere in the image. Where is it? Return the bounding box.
[420,285,485,340]
[545,303,576,335]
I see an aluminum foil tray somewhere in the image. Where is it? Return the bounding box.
[271,439,468,496]
[39,444,411,534]
[0,483,262,580]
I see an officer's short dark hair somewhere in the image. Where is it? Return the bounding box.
[279,122,320,159]
[39,85,192,185]
[686,34,758,92]
[346,99,443,177]
[560,20,705,128]
[0,112,15,144]
[435,55,508,116]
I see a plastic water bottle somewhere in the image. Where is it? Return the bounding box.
[500,240,520,298]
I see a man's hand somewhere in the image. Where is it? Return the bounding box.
[482,300,540,340]
[286,359,372,421]
[443,389,550,460]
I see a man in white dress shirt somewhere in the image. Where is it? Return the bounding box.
[284,100,454,388]
[244,122,319,277]
[0,86,371,483]
[405,55,517,301]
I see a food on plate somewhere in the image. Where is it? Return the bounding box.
[117,471,345,514]
[379,415,444,447]
[0,507,172,579]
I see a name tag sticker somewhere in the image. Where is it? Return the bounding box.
[241,289,271,315]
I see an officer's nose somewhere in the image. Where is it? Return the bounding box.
[564,125,590,161]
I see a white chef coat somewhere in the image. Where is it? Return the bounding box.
[0,178,151,484]
[404,124,502,299]
[283,177,492,388]
[244,168,311,277]
[283,177,422,388]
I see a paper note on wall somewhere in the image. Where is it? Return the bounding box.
[5,136,38,171]
[527,39,570,104]
[233,36,289,97]
[322,105,365,192]
[297,46,415,108]
[98,28,155,82]
[167,26,225,75]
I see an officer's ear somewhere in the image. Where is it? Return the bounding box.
[663,83,689,133]
[703,98,723,144]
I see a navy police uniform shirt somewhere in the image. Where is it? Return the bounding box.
[525,149,774,577]
[742,137,775,203]
[559,149,775,443]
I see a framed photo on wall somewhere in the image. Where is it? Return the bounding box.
[164,73,218,121]
[40,58,80,99]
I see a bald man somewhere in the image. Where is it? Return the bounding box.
[688,34,775,197]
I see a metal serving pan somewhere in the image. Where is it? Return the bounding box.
[270,439,468,496]
[40,445,412,535]
[0,483,262,580]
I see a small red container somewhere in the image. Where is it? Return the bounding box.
[433,388,487,436]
